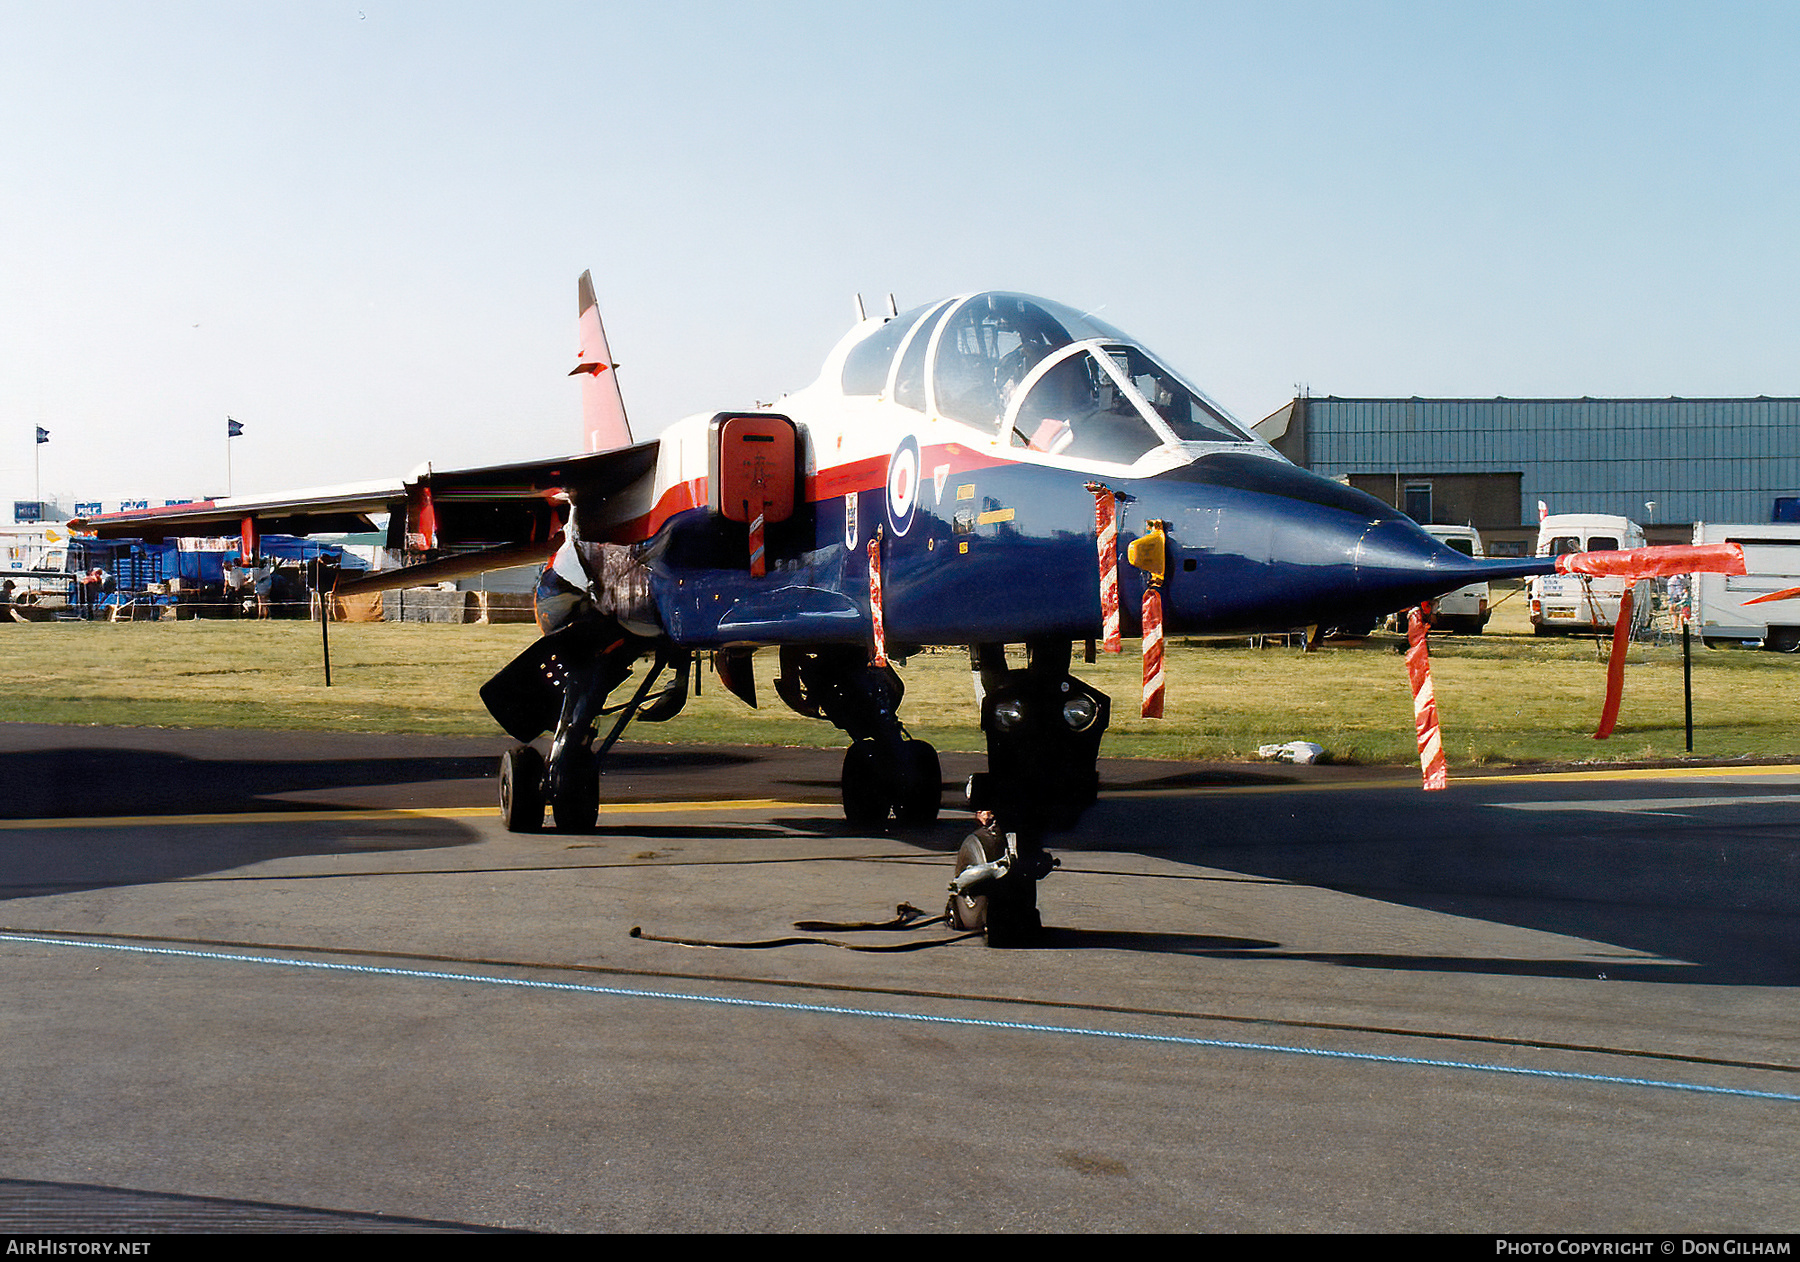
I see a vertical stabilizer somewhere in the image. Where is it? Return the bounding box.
[570,270,633,452]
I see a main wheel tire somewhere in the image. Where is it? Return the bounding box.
[945,830,1003,931]
[499,746,545,833]
[841,741,889,828]
[550,751,600,834]
[894,740,942,826]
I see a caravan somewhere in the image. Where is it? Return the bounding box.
[1687,522,1800,652]
[1528,513,1650,635]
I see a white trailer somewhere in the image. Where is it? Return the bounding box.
[1688,522,1800,653]
[1,523,75,600]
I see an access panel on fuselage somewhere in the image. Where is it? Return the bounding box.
[710,413,801,525]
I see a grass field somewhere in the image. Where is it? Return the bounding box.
[3,586,1796,768]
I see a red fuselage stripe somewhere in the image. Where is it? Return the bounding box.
[609,442,1018,543]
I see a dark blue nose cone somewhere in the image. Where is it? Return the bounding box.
[1139,453,1481,633]
[1352,515,1480,610]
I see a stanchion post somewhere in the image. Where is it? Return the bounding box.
[1682,623,1692,753]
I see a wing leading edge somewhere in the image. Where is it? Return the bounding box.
[75,440,661,591]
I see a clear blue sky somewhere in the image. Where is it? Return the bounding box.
[5,1,1798,510]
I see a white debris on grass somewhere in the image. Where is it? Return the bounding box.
[1256,741,1325,765]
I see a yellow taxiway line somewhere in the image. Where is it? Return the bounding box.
[3,763,1792,830]
[0,799,821,831]
[1105,760,1800,798]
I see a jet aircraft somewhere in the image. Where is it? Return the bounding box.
[81,277,1746,944]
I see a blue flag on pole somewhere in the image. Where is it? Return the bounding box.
[227,417,243,438]
[35,427,49,444]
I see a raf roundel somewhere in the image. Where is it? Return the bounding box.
[885,435,921,538]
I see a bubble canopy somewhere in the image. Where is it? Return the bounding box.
[840,292,1255,464]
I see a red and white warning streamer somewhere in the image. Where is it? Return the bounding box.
[1556,542,1743,579]
[1088,483,1122,653]
[748,506,767,579]
[1141,586,1165,718]
[1394,542,1750,790]
[1592,588,1635,741]
[1404,602,1448,791]
[867,534,887,668]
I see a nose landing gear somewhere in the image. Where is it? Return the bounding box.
[953,639,1109,945]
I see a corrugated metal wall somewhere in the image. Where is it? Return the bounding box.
[1303,398,1800,524]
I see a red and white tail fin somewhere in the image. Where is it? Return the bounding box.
[570,270,632,452]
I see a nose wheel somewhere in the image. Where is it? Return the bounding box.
[945,824,1046,946]
[946,830,1002,930]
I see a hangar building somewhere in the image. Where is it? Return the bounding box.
[1253,396,1800,554]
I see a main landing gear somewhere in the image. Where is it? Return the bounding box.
[774,646,942,828]
[947,639,1111,946]
[481,617,677,835]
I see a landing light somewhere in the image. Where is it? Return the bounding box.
[1061,695,1099,731]
[993,699,1027,731]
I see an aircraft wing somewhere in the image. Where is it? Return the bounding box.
[74,440,661,590]
[77,479,406,540]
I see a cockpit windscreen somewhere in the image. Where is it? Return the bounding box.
[1010,349,1165,465]
[1100,345,1251,444]
[839,290,1256,463]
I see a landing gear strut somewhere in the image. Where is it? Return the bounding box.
[774,646,942,828]
[481,618,666,834]
[950,639,1110,945]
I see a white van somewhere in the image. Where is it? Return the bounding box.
[1424,524,1490,633]
[1528,513,1649,635]
[1688,522,1800,653]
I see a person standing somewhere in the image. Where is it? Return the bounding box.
[1666,573,1689,626]
[77,568,100,618]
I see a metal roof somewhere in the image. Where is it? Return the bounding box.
[1291,396,1800,524]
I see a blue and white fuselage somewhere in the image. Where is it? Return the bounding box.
[570,291,1539,649]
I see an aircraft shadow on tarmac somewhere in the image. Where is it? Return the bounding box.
[0,744,757,820]
[0,742,770,903]
[0,1176,507,1234]
[1072,790,1800,987]
[8,737,1794,986]
[0,747,493,818]
[0,812,485,903]
[1020,928,1672,978]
